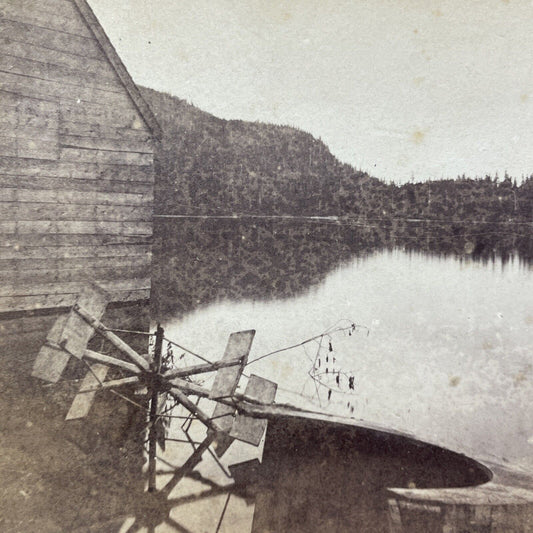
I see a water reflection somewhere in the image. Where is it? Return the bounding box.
[152,218,532,320]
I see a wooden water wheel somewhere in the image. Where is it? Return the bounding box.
[31,283,278,496]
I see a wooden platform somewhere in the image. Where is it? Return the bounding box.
[249,410,533,533]
[388,462,533,532]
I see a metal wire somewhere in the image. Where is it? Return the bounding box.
[163,336,213,364]
[246,322,361,366]
[80,358,150,413]
[103,327,154,336]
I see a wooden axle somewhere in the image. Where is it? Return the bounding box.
[148,324,164,492]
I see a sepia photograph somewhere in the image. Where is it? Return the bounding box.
[0,0,532,531]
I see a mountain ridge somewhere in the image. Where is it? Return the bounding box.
[140,86,377,216]
[140,86,533,224]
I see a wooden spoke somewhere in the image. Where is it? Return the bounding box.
[73,375,140,393]
[169,377,210,397]
[84,349,141,374]
[164,516,195,533]
[73,304,150,371]
[163,357,243,380]
[169,388,225,434]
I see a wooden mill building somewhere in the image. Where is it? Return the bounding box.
[0,0,161,314]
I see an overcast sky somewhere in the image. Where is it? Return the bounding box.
[89,0,533,183]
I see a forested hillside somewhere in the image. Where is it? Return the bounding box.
[141,87,533,223]
[141,87,376,216]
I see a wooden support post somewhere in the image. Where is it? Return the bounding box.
[387,499,404,533]
[161,433,217,496]
[73,304,150,371]
[147,324,164,493]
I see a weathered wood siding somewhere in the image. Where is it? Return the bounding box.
[0,0,157,312]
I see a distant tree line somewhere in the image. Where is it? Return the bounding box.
[141,87,533,224]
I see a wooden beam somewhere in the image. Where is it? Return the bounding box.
[1,279,151,299]
[169,388,225,434]
[0,19,103,60]
[163,357,243,380]
[83,351,141,374]
[59,122,153,142]
[0,266,150,286]
[0,2,94,37]
[76,375,140,392]
[0,157,155,183]
[0,254,150,271]
[147,324,164,492]
[1,39,116,82]
[0,233,152,248]
[60,134,153,154]
[161,434,216,496]
[387,499,404,533]
[0,176,153,196]
[73,304,150,371]
[169,377,344,426]
[0,244,151,260]
[0,70,133,107]
[0,54,124,94]
[60,147,153,167]
[169,377,209,397]
[1,220,152,236]
[0,288,151,313]
[0,203,152,222]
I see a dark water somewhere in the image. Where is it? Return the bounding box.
[152,218,533,461]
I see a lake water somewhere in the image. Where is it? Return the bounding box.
[153,218,533,465]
